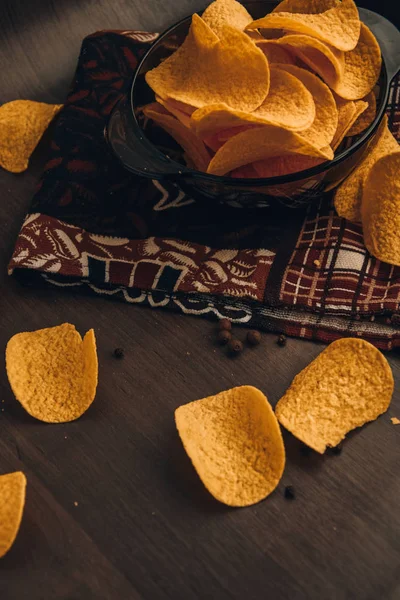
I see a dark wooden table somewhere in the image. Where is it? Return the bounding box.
[0,1,399,598]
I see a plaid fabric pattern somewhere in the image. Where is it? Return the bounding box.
[8,31,400,350]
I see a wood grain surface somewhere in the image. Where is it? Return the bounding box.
[0,1,399,599]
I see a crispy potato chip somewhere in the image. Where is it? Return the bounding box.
[334,116,399,222]
[247,0,360,52]
[202,0,253,35]
[256,41,296,65]
[361,152,400,266]
[278,64,338,147]
[6,323,98,423]
[332,24,381,100]
[230,163,260,178]
[0,100,62,173]
[253,154,325,177]
[155,96,192,128]
[175,386,285,507]
[272,0,339,13]
[275,338,394,454]
[0,472,26,559]
[391,417,400,425]
[146,14,269,112]
[144,103,211,171]
[332,98,368,150]
[207,125,333,175]
[191,66,315,137]
[346,91,377,136]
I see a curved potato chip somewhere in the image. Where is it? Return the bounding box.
[146,14,269,112]
[334,116,399,222]
[361,152,400,266]
[202,0,253,35]
[0,472,26,559]
[272,0,339,13]
[332,98,368,150]
[0,100,62,173]
[6,323,98,423]
[276,338,394,454]
[253,153,325,177]
[278,64,338,148]
[155,96,193,128]
[230,163,260,178]
[175,386,285,507]
[247,0,360,52]
[191,66,315,138]
[144,103,211,171]
[207,125,333,175]
[332,23,381,101]
[346,91,377,137]
[256,42,296,65]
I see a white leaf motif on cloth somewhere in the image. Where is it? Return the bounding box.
[46,229,80,259]
[89,234,130,246]
[22,213,41,227]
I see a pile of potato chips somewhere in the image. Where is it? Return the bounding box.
[143,0,384,178]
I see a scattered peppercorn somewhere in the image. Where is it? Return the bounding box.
[217,330,232,346]
[247,330,261,346]
[300,443,312,457]
[228,338,243,356]
[219,318,232,331]
[284,485,296,500]
[113,348,124,359]
[277,334,287,347]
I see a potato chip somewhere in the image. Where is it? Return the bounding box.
[272,0,339,14]
[247,0,360,52]
[361,152,400,266]
[346,91,377,137]
[144,103,211,171]
[334,116,399,222]
[230,163,260,178]
[191,66,315,138]
[0,472,26,558]
[331,24,381,100]
[202,0,253,35]
[256,41,296,65]
[253,154,325,177]
[0,100,62,173]
[332,98,368,150]
[207,125,333,175]
[6,323,98,423]
[275,338,394,454]
[155,96,192,128]
[278,64,338,148]
[146,14,269,112]
[175,386,285,507]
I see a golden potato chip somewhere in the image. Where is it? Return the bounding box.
[191,66,315,138]
[202,0,253,35]
[175,386,285,507]
[253,153,325,177]
[331,24,381,100]
[207,125,333,175]
[6,323,98,423]
[332,98,368,150]
[247,0,360,52]
[230,163,260,178]
[256,41,296,65]
[272,0,339,13]
[275,338,394,454]
[391,417,400,425]
[155,96,192,128]
[346,91,377,137]
[144,103,211,171]
[146,14,269,112]
[334,116,399,222]
[278,64,338,148]
[0,472,26,559]
[0,100,62,173]
[361,152,400,266]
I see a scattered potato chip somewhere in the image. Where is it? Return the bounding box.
[278,64,338,148]
[391,417,400,425]
[275,338,394,454]
[144,103,211,171]
[202,0,253,35]
[331,24,381,100]
[0,472,26,559]
[253,154,325,177]
[175,386,285,506]
[361,152,400,266]
[256,41,296,65]
[272,0,339,14]
[6,323,98,423]
[146,14,269,112]
[207,125,333,175]
[247,0,360,52]
[332,98,368,150]
[346,91,377,136]
[334,116,399,222]
[0,100,62,173]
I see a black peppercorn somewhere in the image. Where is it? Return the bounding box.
[217,330,231,346]
[284,485,296,500]
[277,334,287,347]
[247,330,261,346]
[219,318,232,331]
[228,338,243,355]
[113,348,124,359]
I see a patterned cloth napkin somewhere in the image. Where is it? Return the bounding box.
[8,30,400,350]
